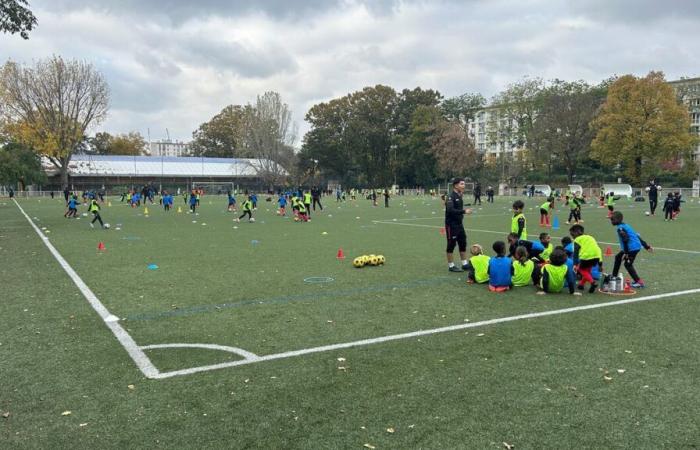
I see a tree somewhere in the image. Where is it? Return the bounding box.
[392,87,442,186]
[1,0,37,39]
[591,71,696,184]
[489,78,544,177]
[431,119,480,179]
[109,131,147,155]
[0,56,109,186]
[190,105,252,157]
[244,91,297,188]
[441,92,486,134]
[0,140,45,189]
[87,131,112,155]
[531,80,607,183]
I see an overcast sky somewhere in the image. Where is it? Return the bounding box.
[3,0,699,143]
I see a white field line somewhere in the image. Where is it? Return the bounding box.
[152,287,700,379]
[372,220,700,255]
[13,199,159,379]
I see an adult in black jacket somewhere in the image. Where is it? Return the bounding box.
[445,178,469,272]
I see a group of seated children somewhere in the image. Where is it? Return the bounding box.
[465,225,607,296]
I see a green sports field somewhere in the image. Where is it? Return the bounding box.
[2,194,699,448]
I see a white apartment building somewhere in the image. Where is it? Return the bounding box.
[148,140,191,157]
[669,77,700,162]
[467,107,523,160]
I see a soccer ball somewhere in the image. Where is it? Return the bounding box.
[104,223,110,229]
[352,257,365,268]
[377,255,385,265]
[369,255,379,266]
[361,255,370,264]
[250,218,255,222]
[645,211,650,216]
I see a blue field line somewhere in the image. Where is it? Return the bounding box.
[124,276,453,322]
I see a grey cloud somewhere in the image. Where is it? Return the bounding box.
[36,0,404,22]
[176,39,297,78]
[567,0,700,23]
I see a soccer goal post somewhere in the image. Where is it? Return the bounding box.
[191,181,236,195]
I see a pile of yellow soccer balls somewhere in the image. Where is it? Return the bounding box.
[352,254,385,268]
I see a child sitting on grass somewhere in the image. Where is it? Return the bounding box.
[465,244,490,285]
[511,246,535,287]
[533,247,579,295]
[488,241,512,292]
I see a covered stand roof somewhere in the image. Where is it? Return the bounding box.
[43,155,284,178]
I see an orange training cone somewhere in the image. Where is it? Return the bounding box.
[336,248,345,260]
[97,242,106,252]
[604,246,613,257]
[439,227,446,236]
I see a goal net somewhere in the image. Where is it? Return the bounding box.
[191,182,236,195]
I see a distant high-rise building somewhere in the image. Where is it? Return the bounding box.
[467,106,522,160]
[668,77,700,162]
[148,140,191,157]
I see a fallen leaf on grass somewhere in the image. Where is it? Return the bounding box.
[337,357,346,362]
[127,384,135,390]
[408,424,415,429]
[386,427,395,433]
[2,412,9,418]
[503,442,515,449]
[617,369,626,374]
[61,411,72,416]
[79,423,88,427]
[624,350,632,354]
[363,444,376,449]
[337,366,347,371]
[477,333,485,337]
[603,376,613,382]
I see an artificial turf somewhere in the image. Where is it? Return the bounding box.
[1,193,698,448]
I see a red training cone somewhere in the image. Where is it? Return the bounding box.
[97,242,106,252]
[336,248,345,260]
[439,227,446,236]
[604,246,613,257]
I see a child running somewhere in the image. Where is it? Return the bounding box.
[64,194,78,218]
[88,198,105,229]
[236,196,254,222]
[511,246,535,287]
[610,211,653,288]
[488,241,512,292]
[277,194,287,216]
[464,244,490,285]
[569,224,602,293]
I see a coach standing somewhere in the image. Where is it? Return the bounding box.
[445,177,469,272]
[647,179,659,216]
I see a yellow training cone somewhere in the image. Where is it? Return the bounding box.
[144,207,149,215]
[177,206,182,213]
[107,201,112,207]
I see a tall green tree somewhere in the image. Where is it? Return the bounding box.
[531,80,607,183]
[0,141,45,189]
[392,88,442,185]
[190,105,252,157]
[109,132,147,155]
[591,71,696,184]
[0,0,37,39]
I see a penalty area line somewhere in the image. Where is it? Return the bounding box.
[13,199,159,379]
[152,287,700,379]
